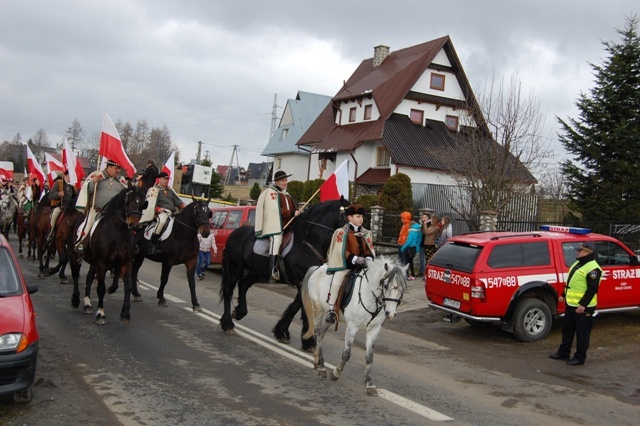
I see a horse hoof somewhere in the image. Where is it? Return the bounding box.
[158,301,168,308]
[133,296,143,302]
[96,317,107,325]
[317,369,327,379]
[107,287,116,295]
[193,305,202,313]
[120,317,130,326]
[275,336,291,344]
[83,306,93,315]
[330,371,339,381]
[304,346,315,353]
[223,328,236,336]
[19,254,23,259]
[59,279,68,285]
[231,309,237,319]
[366,387,378,397]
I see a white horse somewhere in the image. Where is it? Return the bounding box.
[0,192,17,239]
[301,255,408,396]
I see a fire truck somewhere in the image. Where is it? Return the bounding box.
[425,225,640,341]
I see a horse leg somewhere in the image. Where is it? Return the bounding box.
[107,269,119,294]
[185,258,202,312]
[119,265,133,325]
[70,255,82,309]
[129,254,144,302]
[363,324,383,397]
[219,260,240,334]
[156,263,171,307]
[95,266,108,325]
[330,323,356,383]
[83,265,96,315]
[233,274,257,321]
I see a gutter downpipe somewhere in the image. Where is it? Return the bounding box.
[350,151,358,200]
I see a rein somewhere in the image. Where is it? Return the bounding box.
[175,203,209,233]
[356,267,404,325]
[301,219,340,262]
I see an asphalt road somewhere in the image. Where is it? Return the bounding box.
[1,235,639,425]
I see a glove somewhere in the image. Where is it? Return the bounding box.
[355,257,367,266]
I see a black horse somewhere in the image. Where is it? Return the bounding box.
[70,184,146,325]
[219,198,349,351]
[121,198,212,311]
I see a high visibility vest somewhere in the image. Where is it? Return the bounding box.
[566,260,601,307]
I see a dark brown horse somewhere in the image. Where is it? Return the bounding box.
[111,198,211,312]
[45,194,84,284]
[28,193,56,277]
[16,210,34,260]
[70,184,146,325]
[219,198,349,351]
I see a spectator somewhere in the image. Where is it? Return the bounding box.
[422,213,441,275]
[401,220,421,280]
[397,211,412,266]
[418,212,431,276]
[196,232,216,280]
[438,216,453,248]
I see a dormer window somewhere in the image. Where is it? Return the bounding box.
[430,73,445,91]
[445,115,459,131]
[349,107,357,123]
[410,109,424,125]
[364,104,372,120]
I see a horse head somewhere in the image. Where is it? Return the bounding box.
[192,198,212,237]
[296,198,350,253]
[371,256,408,320]
[123,184,146,229]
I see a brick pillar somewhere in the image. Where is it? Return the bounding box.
[369,205,384,242]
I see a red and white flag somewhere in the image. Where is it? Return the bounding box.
[320,159,349,202]
[62,138,85,188]
[162,151,175,188]
[99,112,136,178]
[0,161,13,181]
[25,145,45,186]
[44,152,65,187]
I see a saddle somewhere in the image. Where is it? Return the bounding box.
[252,231,294,258]
[143,217,175,241]
[332,268,364,330]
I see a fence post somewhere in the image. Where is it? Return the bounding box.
[479,210,498,231]
[370,205,384,243]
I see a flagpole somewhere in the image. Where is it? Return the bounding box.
[282,186,322,230]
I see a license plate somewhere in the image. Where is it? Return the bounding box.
[443,298,460,309]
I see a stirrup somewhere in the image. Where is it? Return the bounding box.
[271,268,280,281]
[75,245,84,254]
[326,310,337,324]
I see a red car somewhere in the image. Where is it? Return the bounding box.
[209,206,256,266]
[0,233,39,402]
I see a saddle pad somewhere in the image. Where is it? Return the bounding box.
[252,235,294,258]
[75,215,102,242]
[339,269,363,311]
[143,217,175,241]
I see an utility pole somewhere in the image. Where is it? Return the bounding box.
[196,141,202,163]
[224,145,241,186]
[270,94,278,139]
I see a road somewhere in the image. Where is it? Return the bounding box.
[1,236,639,425]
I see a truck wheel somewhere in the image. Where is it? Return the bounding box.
[13,386,33,403]
[512,299,552,342]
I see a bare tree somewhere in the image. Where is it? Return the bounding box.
[30,128,50,159]
[537,166,569,222]
[441,72,552,229]
[66,118,85,151]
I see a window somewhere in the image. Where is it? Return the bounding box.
[210,211,229,229]
[487,242,550,269]
[377,147,390,167]
[445,115,458,131]
[349,107,357,122]
[429,243,482,274]
[594,240,634,266]
[280,128,288,141]
[364,104,372,120]
[410,109,424,125]
[430,73,445,91]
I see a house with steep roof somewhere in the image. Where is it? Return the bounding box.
[262,91,332,181]
[297,36,536,209]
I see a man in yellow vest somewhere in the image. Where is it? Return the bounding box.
[549,242,602,366]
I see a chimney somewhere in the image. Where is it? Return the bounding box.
[373,45,390,67]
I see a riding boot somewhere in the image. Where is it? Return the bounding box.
[269,255,279,283]
[148,234,162,255]
[326,278,340,324]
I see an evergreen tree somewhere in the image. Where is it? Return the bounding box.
[250,182,261,201]
[559,16,640,221]
[379,173,413,214]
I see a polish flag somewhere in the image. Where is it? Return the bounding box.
[320,160,349,202]
[44,152,65,187]
[162,151,175,188]
[25,145,45,186]
[63,138,85,188]
[99,112,136,178]
[0,161,13,181]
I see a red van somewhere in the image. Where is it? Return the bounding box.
[209,206,256,266]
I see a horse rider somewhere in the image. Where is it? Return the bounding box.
[74,159,126,254]
[46,170,75,242]
[143,171,185,255]
[324,203,376,324]
[254,170,300,283]
[21,174,41,224]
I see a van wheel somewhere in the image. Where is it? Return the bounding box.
[512,299,552,342]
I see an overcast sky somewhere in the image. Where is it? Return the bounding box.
[1,1,637,171]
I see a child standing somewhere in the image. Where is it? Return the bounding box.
[401,219,421,280]
[196,232,216,280]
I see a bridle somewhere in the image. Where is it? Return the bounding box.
[176,201,210,233]
[356,265,405,325]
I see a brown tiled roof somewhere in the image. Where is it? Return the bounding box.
[298,36,477,152]
[357,168,391,184]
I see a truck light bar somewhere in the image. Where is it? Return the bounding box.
[540,225,591,235]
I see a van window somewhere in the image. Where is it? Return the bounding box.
[487,242,550,269]
[247,210,256,226]
[429,243,482,273]
[211,211,229,229]
[226,211,243,229]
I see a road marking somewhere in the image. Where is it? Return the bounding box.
[140,280,453,422]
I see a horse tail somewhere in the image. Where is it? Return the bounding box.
[301,265,320,340]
